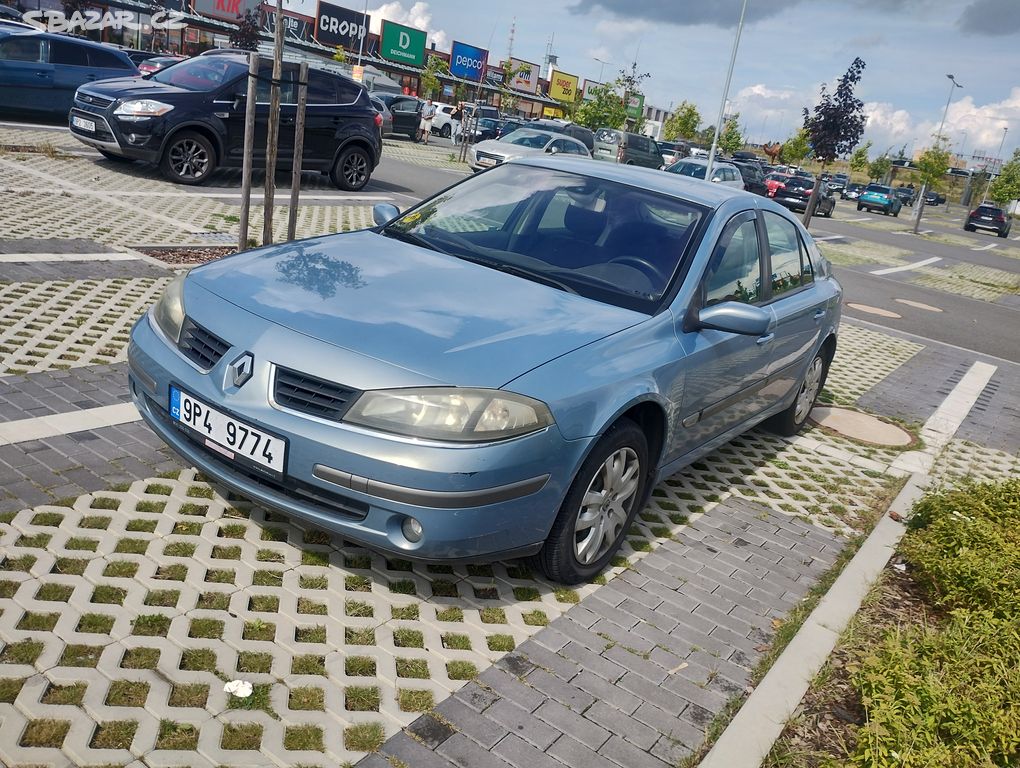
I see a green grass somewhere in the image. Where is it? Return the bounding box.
[0,677,26,703]
[442,633,472,650]
[171,520,202,535]
[20,719,70,748]
[78,515,111,529]
[487,634,516,652]
[105,680,149,707]
[17,612,59,631]
[59,644,103,667]
[284,724,324,751]
[243,620,276,641]
[289,686,325,710]
[436,607,464,622]
[92,585,127,605]
[144,589,180,608]
[31,511,64,526]
[163,541,196,557]
[168,683,208,708]
[1,554,37,571]
[89,497,120,510]
[126,518,158,533]
[432,579,459,597]
[345,656,377,676]
[345,599,374,618]
[221,722,262,750]
[218,522,247,538]
[480,607,508,624]
[89,719,138,749]
[196,591,230,610]
[296,625,327,643]
[522,610,549,626]
[299,574,328,589]
[205,568,235,584]
[179,648,216,671]
[554,588,580,603]
[292,654,326,675]
[396,658,429,679]
[345,627,375,645]
[345,685,381,711]
[512,586,541,601]
[391,604,419,620]
[132,614,171,637]
[155,720,199,750]
[211,545,241,559]
[253,569,283,587]
[345,575,371,592]
[446,660,478,680]
[301,550,330,567]
[136,500,166,514]
[50,557,88,576]
[249,595,279,612]
[297,597,326,615]
[15,532,51,548]
[187,484,214,499]
[114,538,148,555]
[120,647,160,669]
[41,682,86,705]
[398,688,435,712]
[102,561,139,578]
[257,548,285,562]
[344,722,385,752]
[393,628,423,648]
[189,618,224,639]
[261,526,287,542]
[237,651,273,673]
[179,502,208,516]
[77,613,115,634]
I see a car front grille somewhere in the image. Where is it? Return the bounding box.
[69,108,117,143]
[178,319,231,370]
[475,151,503,165]
[76,92,114,109]
[274,367,360,422]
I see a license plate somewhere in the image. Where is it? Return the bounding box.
[981,216,992,221]
[170,387,286,474]
[597,148,612,155]
[72,116,96,132]
[477,157,495,167]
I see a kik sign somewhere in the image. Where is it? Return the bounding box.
[449,41,488,81]
[192,0,258,23]
[380,19,426,67]
[315,1,368,48]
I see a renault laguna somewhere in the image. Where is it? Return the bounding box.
[128,157,841,583]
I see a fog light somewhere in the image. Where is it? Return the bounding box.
[402,516,423,543]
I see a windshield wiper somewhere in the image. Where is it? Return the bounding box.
[452,252,578,295]
[382,227,449,255]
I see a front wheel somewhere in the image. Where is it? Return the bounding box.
[893,208,899,217]
[439,124,451,138]
[534,420,649,584]
[765,351,829,437]
[159,131,216,185]
[330,145,371,191]
[857,204,863,211]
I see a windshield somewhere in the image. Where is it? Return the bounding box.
[500,130,552,149]
[151,56,248,91]
[382,164,706,313]
[667,162,707,179]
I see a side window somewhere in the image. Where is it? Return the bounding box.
[50,40,88,67]
[0,37,43,62]
[392,99,418,113]
[87,48,131,69]
[703,217,761,306]
[257,68,298,103]
[337,80,361,104]
[799,234,815,285]
[550,139,571,153]
[563,140,586,155]
[306,72,337,104]
[763,211,806,298]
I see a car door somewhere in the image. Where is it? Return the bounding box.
[0,35,51,112]
[759,211,822,404]
[389,97,420,137]
[47,38,91,114]
[672,210,776,456]
[218,65,296,167]
[299,70,342,167]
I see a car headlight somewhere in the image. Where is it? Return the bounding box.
[343,388,554,442]
[113,99,174,118]
[152,274,186,344]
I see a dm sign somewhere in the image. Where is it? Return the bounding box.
[449,41,487,81]
[548,69,578,102]
[315,1,368,48]
[380,19,426,67]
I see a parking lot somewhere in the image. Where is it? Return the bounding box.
[2,121,1019,768]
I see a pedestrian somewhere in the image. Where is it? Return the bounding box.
[419,99,437,145]
[451,101,464,144]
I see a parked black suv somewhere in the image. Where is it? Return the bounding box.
[69,51,382,190]
[965,204,1012,238]
[730,160,768,196]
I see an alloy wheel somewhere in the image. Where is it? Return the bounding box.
[573,447,640,565]
[168,139,209,180]
[343,152,368,188]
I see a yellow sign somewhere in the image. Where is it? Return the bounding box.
[548,69,579,102]
[542,106,564,118]
[351,65,365,82]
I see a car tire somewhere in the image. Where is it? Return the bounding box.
[98,149,133,163]
[159,131,216,185]
[998,230,1008,238]
[330,145,371,191]
[534,419,649,584]
[964,224,974,231]
[765,349,829,437]
[857,204,863,211]
[439,124,451,139]
[893,209,899,217]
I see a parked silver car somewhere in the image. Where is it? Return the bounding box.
[370,96,393,137]
[469,129,590,172]
[663,157,745,189]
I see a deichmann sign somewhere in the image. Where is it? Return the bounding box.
[380,19,426,67]
[449,41,488,81]
[315,1,369,48]
[548,69,579,102]
[509,57,540,94]
[192,0,259,23]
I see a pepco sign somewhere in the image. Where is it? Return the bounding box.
[449,41,488,82]
[315,1,369,48]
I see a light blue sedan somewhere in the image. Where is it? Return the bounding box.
[128,157,841,583]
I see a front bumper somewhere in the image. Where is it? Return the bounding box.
[128,311,591,562]
[69,99,164,162]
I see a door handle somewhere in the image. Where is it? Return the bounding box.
[813,309,825,323]
[756,332,775,346]
[36,71,49,78]
[280,117,295,125]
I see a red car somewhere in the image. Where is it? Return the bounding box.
[765,172,792,198]
[138,55,186,75]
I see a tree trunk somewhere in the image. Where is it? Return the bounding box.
[801,165,825,228]
[912,183,927,234]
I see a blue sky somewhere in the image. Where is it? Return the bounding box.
[365,0,1019,162]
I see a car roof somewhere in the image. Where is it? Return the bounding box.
[0,26,133,55]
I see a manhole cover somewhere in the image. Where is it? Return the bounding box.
[809,406,913,446]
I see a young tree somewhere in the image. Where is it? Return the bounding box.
[912,140,952,233]
[849,140,872,175]
[229,9,261,52]
[782,128,811,166]
[575,80,627,132]
[697,125,717,146]
[988,149,1020,206]
[332,45,346,64]
[868,154,892,182]
[497,60,529,115]
[420,55,450,101]
[800,57,867,225]
[718,116,744,156]
[663,101,701,142]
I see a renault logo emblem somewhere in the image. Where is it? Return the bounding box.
[228,352,254,388]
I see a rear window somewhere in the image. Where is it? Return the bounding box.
[975,206,1002,216]
[668,161,707,179]
[766,173,789,182]
[595,129,622,143]
[865,184,891,194]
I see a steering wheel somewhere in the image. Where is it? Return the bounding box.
[608,255,664,284]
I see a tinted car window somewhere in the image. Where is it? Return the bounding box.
[562,140,587,155]
[501,130,551,149]
[975,206,1002,216]
[704,218,761,306]
[88,47,131,69]
[306,71,337,104]
[391,98,419,113]
[152,56,248,91]
[49,39,88,66]
[338,79,361,104]
[0,36,43,62]
[669,161,707,179]
[763,212,804,298]
[257,68,297,103]
[865,184,891,194]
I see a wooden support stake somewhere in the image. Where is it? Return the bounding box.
[237,52,259,251]
[287,62,309,242]
[262,0,286,245]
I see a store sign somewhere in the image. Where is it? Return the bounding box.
[548,69,578,102]
[625,92,645,119]
[449,40,487,81]
[192,0,259,22]
[275,0,316,18]
[508,57,539,94]
[262,8,314,42]
[380,20,425,67]
[581,79,600,101]
[315,2,368,47]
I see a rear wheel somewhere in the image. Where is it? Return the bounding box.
[159,131,216,185]
[893,208,899,217]
[439,124,451,138]
[998,229,1008,238]
[330,145,371,191]
[857,204,863,211]
[534,420,649,584]
[765,350,829,437]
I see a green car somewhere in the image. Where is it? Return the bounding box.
[857,184,902,216]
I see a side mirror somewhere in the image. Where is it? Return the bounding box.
[547,145,559,154]
[711,176,722,183]
[696,302,771,336]
[372,203,400,227]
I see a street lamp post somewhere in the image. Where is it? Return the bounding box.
[915,74,962,233]
[994,126,1008,173]
[706,0,749,181]
[594,57,612,84]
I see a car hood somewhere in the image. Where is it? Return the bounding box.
[78,76,193,101]
[473,139,545,159]
[188,231,646,388]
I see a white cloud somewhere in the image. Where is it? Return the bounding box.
[735,84,799,102]
[367,1,449,50]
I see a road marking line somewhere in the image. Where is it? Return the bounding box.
[0,404,140,447]
[0,187,393,201]
[811,234,845,242]
[894,298,943,312]
[843,216,869,222]
[971,243,998,251]
[0,252,138,263]
[845,303,901,318]
[869,257,941,275]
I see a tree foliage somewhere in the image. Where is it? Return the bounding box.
[916,140,952,191]
[868,155,892,181]
[988,149,1020,206]
[802,57,867,165]
[420,55,450,100]
[719,117,744,155]
[497,60,530,115]
[782,128,811,165]
[229,9,261,52]
[849,141,872,174]
[575,80,627,132]
[332,45,346,64]
[663,100,701,141]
